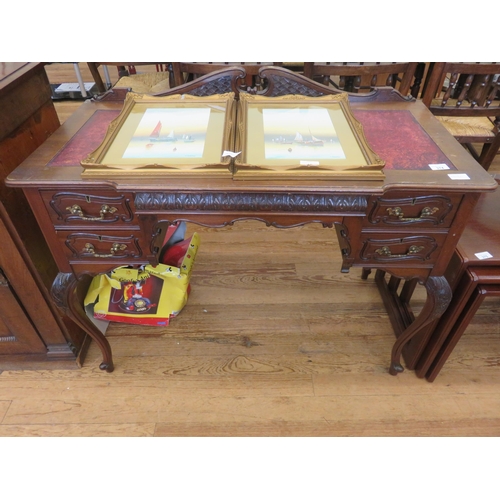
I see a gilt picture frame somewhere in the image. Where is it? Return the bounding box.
[234,93,385,180]
[81,92,236,177]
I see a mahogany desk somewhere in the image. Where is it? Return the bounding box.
[6,69,498,375]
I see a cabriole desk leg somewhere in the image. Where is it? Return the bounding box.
[52,272,114,372]
[388,275,451,375]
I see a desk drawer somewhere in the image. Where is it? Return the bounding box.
[57,231,147,261]
[355,232,447,265]
[365,194,461,228]
[42,190,136,228]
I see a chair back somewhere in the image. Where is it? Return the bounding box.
[303,62,421,96]
[421,62,500,170]
[422,62,500,117]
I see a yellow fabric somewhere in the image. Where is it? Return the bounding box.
[149,78,171,93]
[436,116,496,138]
[114,72,170,93]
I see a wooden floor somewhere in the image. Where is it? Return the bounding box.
[1,63,500,437]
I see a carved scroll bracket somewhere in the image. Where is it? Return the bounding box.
[52,272,114,372]
[388,275,452,375]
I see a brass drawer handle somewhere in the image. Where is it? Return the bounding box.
[375,245,424,257]
[83,242,127,258]
[386,206,439,221]
[66,204,118,221]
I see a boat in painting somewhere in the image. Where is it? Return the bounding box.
[294,131,324,146]
[150,121,177,142]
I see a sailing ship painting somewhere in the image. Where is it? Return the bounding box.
[263,107,345,160]
[149,121,177,142]
[147,121,196,143]
[293,131,324,146]
[122,107,211,159]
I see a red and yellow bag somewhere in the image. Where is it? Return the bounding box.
[84,232,199,326]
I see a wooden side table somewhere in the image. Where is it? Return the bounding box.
[415,177,500,381]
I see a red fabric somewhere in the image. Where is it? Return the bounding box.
[48,110,121,167]
[352,110,456,170]
[48,108,456,171]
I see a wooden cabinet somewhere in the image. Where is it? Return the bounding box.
[0,212,53,356]
[0,62,88,369]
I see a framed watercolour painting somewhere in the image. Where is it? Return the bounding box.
[81,92,236,177]
[233,93,385,180]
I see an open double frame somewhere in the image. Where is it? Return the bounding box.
[81,91,384,180]
[81,92,236,177]
[234,93,385,180]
